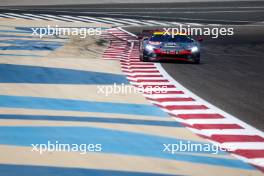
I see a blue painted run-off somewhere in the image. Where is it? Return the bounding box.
[0,164,180,176]
[0,64,129,84]
[0,95,167,117]
[0,39,62,51]
[0,114,180,127]
[0,54,42,57]
[0,34,36,38]
[0,126,254,170]
[0,30,32,34]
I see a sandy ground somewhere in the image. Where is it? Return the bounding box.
[49,35,108,59]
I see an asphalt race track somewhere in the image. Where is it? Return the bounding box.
[160,25,264,131]
[1,1,264,24]
[123,23,264,132]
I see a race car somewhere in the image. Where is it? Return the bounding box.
[139,31,201,64]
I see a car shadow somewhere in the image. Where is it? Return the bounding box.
[154,60,204,65]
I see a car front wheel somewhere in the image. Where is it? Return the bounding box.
[193,57,200,64]
[140,54,149,62]
[192,53,200,64]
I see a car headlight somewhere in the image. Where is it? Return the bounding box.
[191,46,199,53]
[145,44,154,52]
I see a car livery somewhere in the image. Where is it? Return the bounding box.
[139,31,201,64]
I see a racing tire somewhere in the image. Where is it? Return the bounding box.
[193,58,200,64]
[192,54,200,64]
[140,54,149,62]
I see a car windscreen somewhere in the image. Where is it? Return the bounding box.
[150,34,193,43]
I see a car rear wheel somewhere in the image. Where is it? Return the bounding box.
[140,54,149,62]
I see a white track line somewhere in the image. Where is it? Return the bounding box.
[169,22,184,26]
[41,14,77,22]
[23,13,59,21]
[97,17,123,25]
[221,142,264,150]
[143,94,191,99]
[144,20,169,26]
[122,18,147,25]
[60,15,94,23]
[0,14,17,18]
[185,22,204,26]
[189,129,261,136]
[101,17,135,25]
[182,119,239,125]
[151,101,203,106]
[78,16,109,23]
[0,13,206,27]
[168,109,217,115]
[2,13,34,20]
